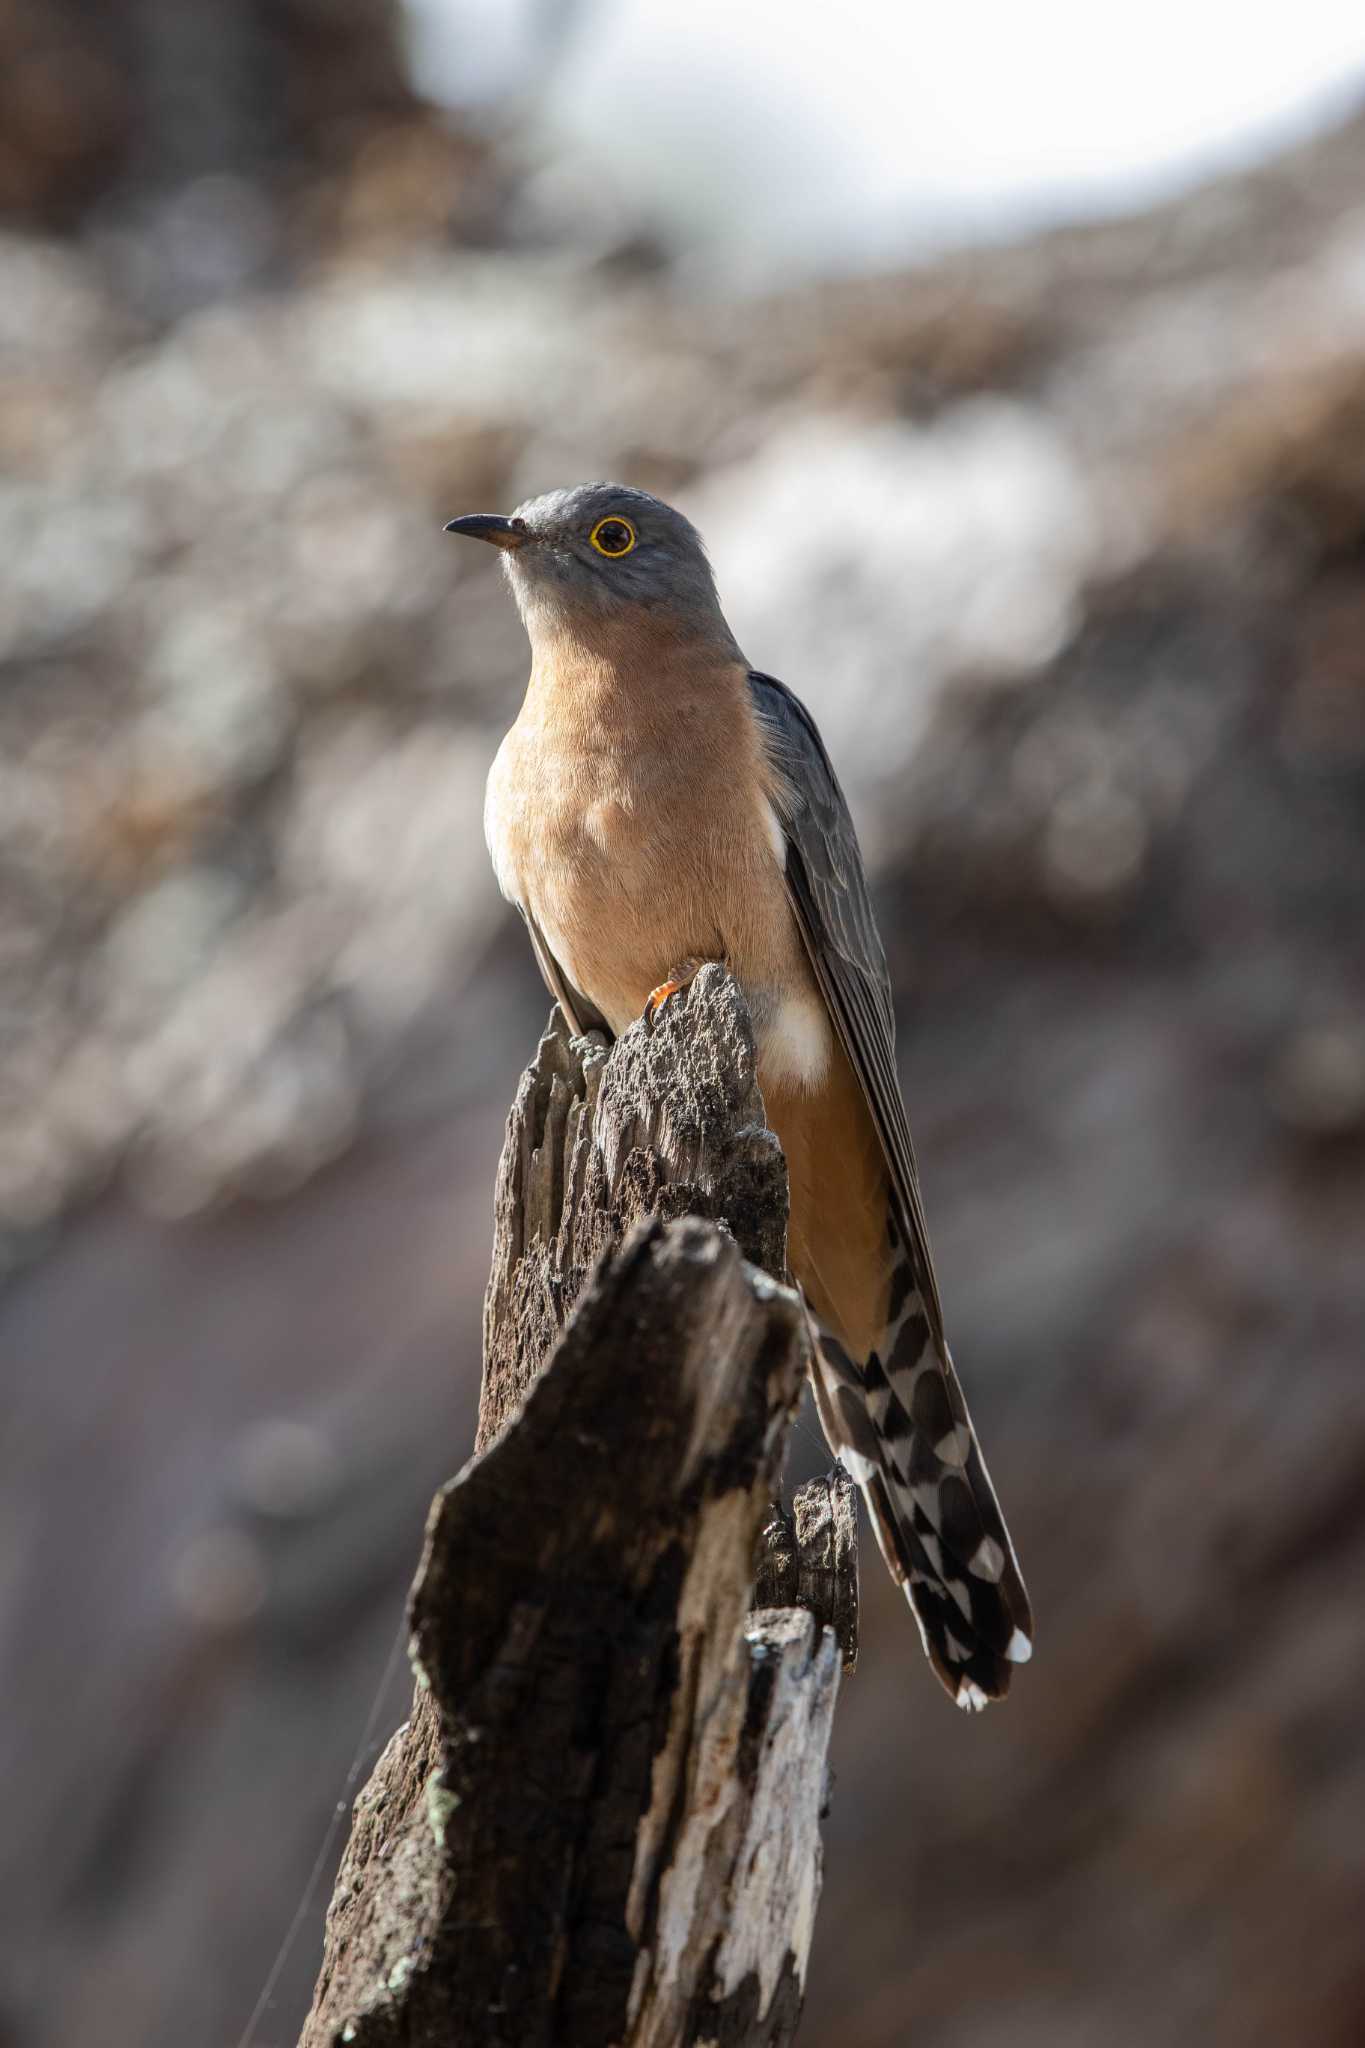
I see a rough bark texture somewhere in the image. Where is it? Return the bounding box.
[299,967,854,2048]
[755,1472,859,1673]
[479,965,788,1452]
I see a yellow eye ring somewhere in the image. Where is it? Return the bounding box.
[589,515,637,558]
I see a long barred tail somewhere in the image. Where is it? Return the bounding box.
[811,1256,1033,1710]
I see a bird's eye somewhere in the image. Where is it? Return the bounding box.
[589,516,637,558]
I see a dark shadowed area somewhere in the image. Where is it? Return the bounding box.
[2,7,1364,2046]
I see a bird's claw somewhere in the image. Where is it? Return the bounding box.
[644,977,686,1029]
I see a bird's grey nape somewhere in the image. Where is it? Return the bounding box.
[497,481,746,659]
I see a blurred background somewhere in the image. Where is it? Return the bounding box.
[3,3,1365,2043]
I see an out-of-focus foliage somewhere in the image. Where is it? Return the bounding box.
[2,7,1364,2046]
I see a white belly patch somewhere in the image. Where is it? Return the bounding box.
[758,990,832,1091]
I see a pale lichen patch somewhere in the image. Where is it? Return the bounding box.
[425,1768,460,1849]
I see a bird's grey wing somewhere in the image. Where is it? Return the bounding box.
[750,668,1034,1705]
[520,908,609,1040]
[747,669,946,1344]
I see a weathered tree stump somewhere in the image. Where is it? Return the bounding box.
[299,966,856,2048]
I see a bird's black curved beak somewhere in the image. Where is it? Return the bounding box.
[443,513,528,550]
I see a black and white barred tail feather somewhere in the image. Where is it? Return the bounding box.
[813,1253,1033,1710]
[752,667,1033,1704]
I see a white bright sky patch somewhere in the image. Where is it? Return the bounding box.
[405,0,1365,272]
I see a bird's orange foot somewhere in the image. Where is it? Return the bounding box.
[644,976,687,1026]
[644,966,704,1029]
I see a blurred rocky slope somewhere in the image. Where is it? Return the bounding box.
[2,13,1364,2046]
[4,61,1365,1260]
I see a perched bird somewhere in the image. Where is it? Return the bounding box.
[448,482,1032,1707]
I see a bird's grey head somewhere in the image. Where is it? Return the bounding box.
[444,482,743,659]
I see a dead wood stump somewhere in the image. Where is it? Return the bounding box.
[299,966,856,2048]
